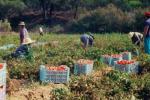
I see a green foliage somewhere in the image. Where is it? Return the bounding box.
[0,0,149,33]
[138,54,150,73]
[84,47,102,59]
[0,33,150,99]
[0,19,12,32]
[51,88,70,100]
[49,25,64,33]
[128,0,142,7]
[69,4,135,33]
[0,0,26,19]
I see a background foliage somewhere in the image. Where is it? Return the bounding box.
[0,0,150,33]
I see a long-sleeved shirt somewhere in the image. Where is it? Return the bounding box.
[80,34,94,47]
[19,28,29,44]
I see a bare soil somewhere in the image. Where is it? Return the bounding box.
[7,83,66,100]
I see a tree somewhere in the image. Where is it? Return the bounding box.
[38,0,70,20]
[0,0,26,19]
[140,0,150,7]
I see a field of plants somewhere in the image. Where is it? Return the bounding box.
[0,33,150,100]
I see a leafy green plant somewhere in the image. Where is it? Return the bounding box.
[51,88,70,100]
[1,33,150,99]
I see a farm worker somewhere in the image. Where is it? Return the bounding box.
[128,32,143,46]
[11,38,35,58]
[144,12,150,54]
[39,27,44,36]
[80,33,94,49]
[3,38,35,60]
[19,21,30,45]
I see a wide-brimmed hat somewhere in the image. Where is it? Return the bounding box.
[144,12,150,17]
[22,38,36,45]
[128,32,134,38]
[19,21,25,26]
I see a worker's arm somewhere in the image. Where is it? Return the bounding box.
[144,26,149,37]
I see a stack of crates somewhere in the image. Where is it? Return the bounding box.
[0,63,6,100]
[74,59,94,75]
[40,65,70,83]
[114,60,139,74]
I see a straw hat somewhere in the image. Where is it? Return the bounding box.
[22,38,36,45]
[19,21,25,26]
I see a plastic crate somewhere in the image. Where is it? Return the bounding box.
[126,62,139,73]
[101,54,122,67]
[114,61,139,74]
[121,52,132,60]
[0,85,6,100]
[0,63,6,86]
[74,60,93,75]
[40,65,70,83]
[101,55,111,65]
[109,55,122,67]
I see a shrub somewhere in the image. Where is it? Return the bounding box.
[0,19,12,32]
[49,25,64,33]
[68,4,135,33]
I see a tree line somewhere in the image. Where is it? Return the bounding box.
[0,0,150,33]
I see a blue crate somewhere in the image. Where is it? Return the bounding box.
[126,62,139,73]
[74,63,93,75]
[40,65,70,83]
[114,61,139,74]
[0,63,6,86]
[101,55,111,65]
[121,52,132,60]
[109,57,122,67]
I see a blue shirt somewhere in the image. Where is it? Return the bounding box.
[80,34,94,46]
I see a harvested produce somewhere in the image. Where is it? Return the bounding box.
[77,59,93,65]
[0,63,3,69]
[111,54,122,58]
[46,65,67,71]
[117,60,135,65]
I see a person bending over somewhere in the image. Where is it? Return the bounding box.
[80,33,94,50]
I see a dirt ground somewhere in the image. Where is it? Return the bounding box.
[7,82,66,100]
[6,67,112,100]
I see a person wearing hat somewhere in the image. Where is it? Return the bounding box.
[80,32,95,50]
[11,38,35,58]
[3,22,35,60]
[128,32,143,46]
[144,12,150,54]
[19,21,30,45]
[3,36,35,60]
[39,27,44,36]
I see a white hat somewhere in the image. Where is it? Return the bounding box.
[19,21,25,26]
[128,32,134,38]
[22,38,36,45]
